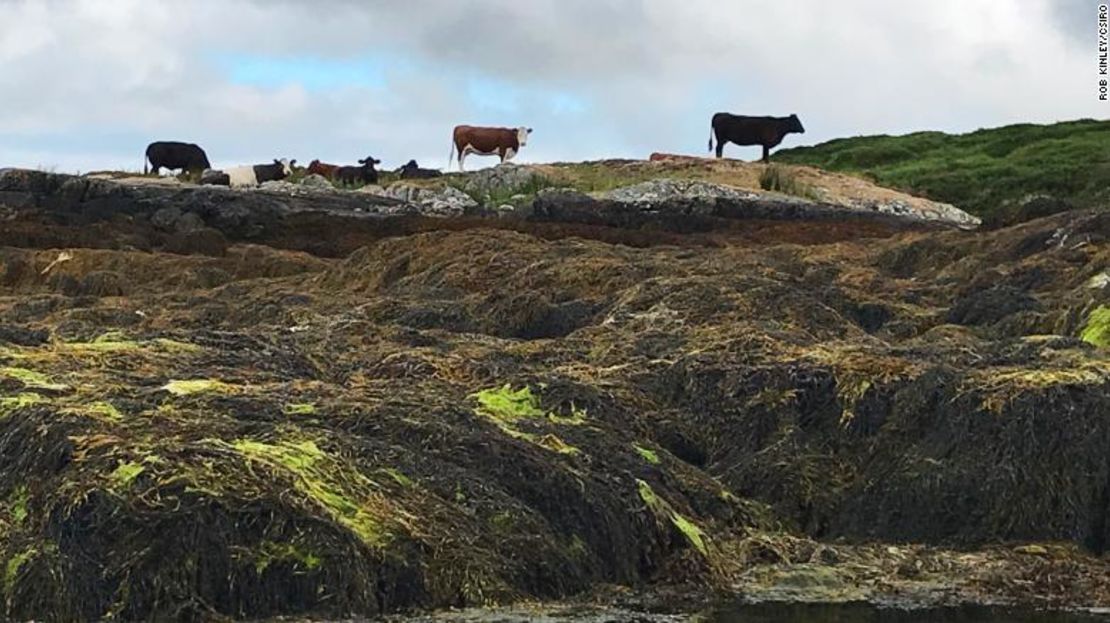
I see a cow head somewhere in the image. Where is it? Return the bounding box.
[788,114,805,134]
[517,127,532,146]
[403,160,418,169]
[274,158,295,178]
[358,156,381,168]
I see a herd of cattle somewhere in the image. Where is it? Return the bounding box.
[142,113,805,188]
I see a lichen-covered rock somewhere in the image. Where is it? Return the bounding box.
[602,178,979,229]
[462,163,545,200]
[299,174,336,190]
[604,178,766,206]
[380,184,478,217]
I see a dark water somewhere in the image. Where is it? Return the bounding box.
[709,602,1110,623]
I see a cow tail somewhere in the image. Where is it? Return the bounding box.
[708,123,714,153]
[143,151,148,175]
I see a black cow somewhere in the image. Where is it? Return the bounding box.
[335,157,380,186]
[145,141,211,175]
[708,113,805,162]
[397,159,443,179]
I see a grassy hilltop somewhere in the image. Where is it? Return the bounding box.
[773,118,1110,219]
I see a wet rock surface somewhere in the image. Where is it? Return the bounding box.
[0,166,1107,620]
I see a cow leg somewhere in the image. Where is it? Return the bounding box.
[458,150,467,172]
[715,140,724,159]
[762,145,770,163]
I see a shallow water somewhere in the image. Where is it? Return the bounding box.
[708,602,1110,623]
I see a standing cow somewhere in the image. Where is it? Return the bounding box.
[307,159,339,179]
[449,125,531,171]
[206,158,296,188]
[708,113,805,162]
[145,141,211,175]
[334,157,380,187]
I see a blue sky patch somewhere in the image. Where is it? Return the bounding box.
[216,53,388,91]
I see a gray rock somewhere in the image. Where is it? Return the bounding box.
[299,174,334,190]
[462,163,544,200]
[150,206,182,231]
[257,180,301,193]
[356,184,386,196]
[604,178,980,229]
[603,178,766,205]
[380,184,478,217]
[173,211,206,234]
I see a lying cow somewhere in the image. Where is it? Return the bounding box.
[334,157,380,187]
[307,159,339,179]
[450,125,531,171]
[397,159,443,179]
[202,158,296,188]
[145,141,211,175]
[708,113,805,162]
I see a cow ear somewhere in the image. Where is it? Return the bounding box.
[290,159,296,166]
[527,128,533,133]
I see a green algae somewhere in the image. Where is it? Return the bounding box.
[232,439,387,546]
[84,401,123,422]
[4,549,33,595]
[471,384,546,422]
[1080,305,1110,348]
[283,402,317,416]
[247,540,322,574]
[0,368,67,392]
[637,479,709,557]
[161,379,233,396]
[0,393,49,418]
[109,461,145,489]
[470,384,582,454]
[634,444,661,465]
[8,486,28,525]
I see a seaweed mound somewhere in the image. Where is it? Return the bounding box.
[0,169,1108,620]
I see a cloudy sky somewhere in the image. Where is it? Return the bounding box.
[0,0,1104,172]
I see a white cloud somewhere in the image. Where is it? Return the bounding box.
[0,0,1102,172]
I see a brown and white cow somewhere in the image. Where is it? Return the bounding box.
[449,125,532,171]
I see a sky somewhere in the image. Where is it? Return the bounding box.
[0,0,1104,172]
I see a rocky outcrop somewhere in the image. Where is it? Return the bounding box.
[378,184,479,217]
[461,163,546,201]
[599,178,980,229]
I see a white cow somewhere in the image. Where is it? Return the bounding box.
[218,158,296,188]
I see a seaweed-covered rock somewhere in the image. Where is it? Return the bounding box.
[0,169,1108,620]
[946,285,1041,326]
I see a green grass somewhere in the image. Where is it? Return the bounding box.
[759,165,820,200]
[774,119,1110,217]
